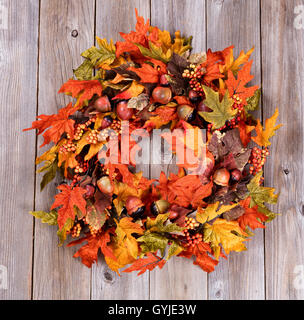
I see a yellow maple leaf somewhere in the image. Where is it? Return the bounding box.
[251,108,282,147]
[36,144,58,170]
[204,218,248,259]
[196,202,238,224]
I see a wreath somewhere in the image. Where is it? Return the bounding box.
[25,10,281,275]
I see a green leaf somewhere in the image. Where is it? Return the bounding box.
[74,59,94,80]
[247,171,278,208]
[199,86,237,129]
[257,205,278,222]
[166,240,183,260]
[245,88,261,112]
[39,159,58,191]
[57,218,74,246]
[146,213,183,234]
[138,232,168,256]
[135,41,171,63]
[30,210,58,225]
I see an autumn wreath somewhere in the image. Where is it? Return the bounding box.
[25,10,281,275]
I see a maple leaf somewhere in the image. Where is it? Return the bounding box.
[24,103,76,147]
[68,230,116,268]
[58,79,102,108]
[179,241,218,273]
[51,184,87,229]
[123,252,166,276]
[146,213,184,234]
[238,197,268,230]
[198,86,237,129]
[245,88,261,112]
[128,63,160,83]
[251,108,282,147]
[247,171,278,208]
[30,210,58,225]
[237,121,255,147]
[86,201,107,230]
[203,218,248,259]
[136,41,171,63]
[75,130,105,161]
[225,61,259,105]
[115,217,144,259]
[196,202,238,224]
[112,81,145,100]
[200,49,225,84]
[143,105,178,130]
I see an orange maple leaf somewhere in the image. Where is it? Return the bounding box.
[128,63,160,83]
[123,252,166,276]
[24,103,76,147]
[237,120,255,147]
[225,61,259,105]
[251,108,282,147]
[58,79,102,108]
[143,106,178,130]
[68,230,116,268]
[51,184,87,229]
[200,49,225,84]
[179,242,218,273]
[238,197,268,230]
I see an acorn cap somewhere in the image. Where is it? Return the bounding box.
[151,200,170,216]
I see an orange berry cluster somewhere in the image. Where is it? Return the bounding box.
[88,225,100,237]
[74,124,86,140]
[184,216,199,230]
[232,94,244,113]
[87,130,99,144]
[184,232,203,247]
[71,223,81,238]
[249,146,269,175]
[59,141,77,154]
[98,119,122,141]
[182,64,206,96]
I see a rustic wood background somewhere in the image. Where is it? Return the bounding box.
[0,0,303,300]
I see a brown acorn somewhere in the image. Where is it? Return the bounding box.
[159,74,169,86]
[151,200,170,216]
[116,101,134,120]
[188,89,200,103]
[213,168,230,186]
[230,169,242,183]
[97,176,113,194]
[197,101,212,113]
[94,96,112,112]
[152,87,172,104]
[100,115,113,129]
[125,196,145,218]
[177,104,196,122]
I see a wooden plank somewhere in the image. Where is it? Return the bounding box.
[206,0,264,300]
[149,0,208,300]
[32,0,94,300]
[0,0,39,300]
[262,0,304,300]
[91,0,151,300]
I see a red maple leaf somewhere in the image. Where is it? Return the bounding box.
[225,61,258,104]
[58,79,102,108]
[51,184,87,229]
[200,49,225,84]
[24,103,76,147]
[128,63,160,83]
[238,197,268,230]
[179,242,218,273]
[68,229,116,268]
[123,252,166,276]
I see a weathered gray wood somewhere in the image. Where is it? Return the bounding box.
[262,0,304,300]
[91,0,151,300]
[0,0,39,300]
[33,0,94,300]
[149,0,208,300]
[206,0,264,300]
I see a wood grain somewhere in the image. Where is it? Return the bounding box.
[32,0,94,300]
[206,0,265,300]
[91,0,151,300]
[149,0,208,300]
[0,0,39,300]
[262,0,304,300]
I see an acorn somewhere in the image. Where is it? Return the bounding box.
[197,101,212,113]
[159,74,169,86]
[177,104,196,122]
[152,87,172,104]
[168,210,179,220]
[97,176,113,194]
[151,200,170,216]
[125,196,145,218]
[230,169,242,183]
[213,168,230,187]
[116,100,134,120]
[94,96,112,112]
[100,115,113,129]
[188,89,200,103]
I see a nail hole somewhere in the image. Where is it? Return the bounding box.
[283,168,289,175]
[71,29,78,38]
[103,271,114,283]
